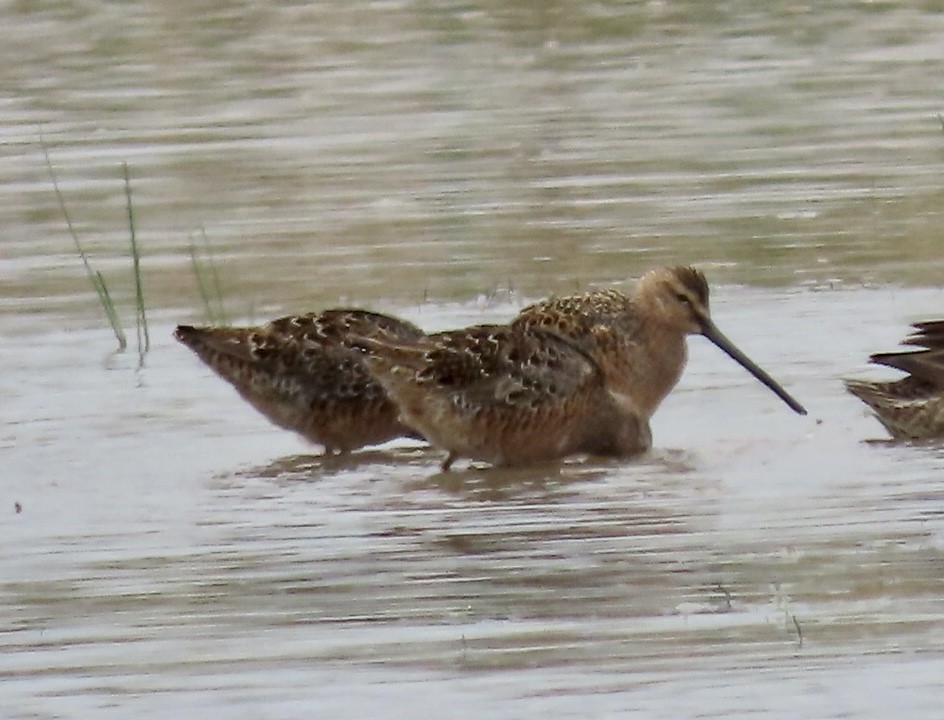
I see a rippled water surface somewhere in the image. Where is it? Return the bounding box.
[4,2,944,718]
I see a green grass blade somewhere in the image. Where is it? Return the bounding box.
[40,133,126,349]
[94,271,127,350]
[188,239,217,324]
[123,163,149,355]
[200,228,228,325]
[187,228,227,326]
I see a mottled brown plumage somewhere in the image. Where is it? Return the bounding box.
[350,266,803,470]
[174,309,425,453]
[513,266,806,418]
[845,321,944,439]
[177,267,804,466]
[353,324,650,469]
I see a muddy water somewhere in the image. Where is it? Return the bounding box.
[4,2,944,718]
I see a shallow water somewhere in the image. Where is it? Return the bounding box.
[6,289,944,719]
[4,2,944,718]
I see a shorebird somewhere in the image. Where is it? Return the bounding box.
[845,320,944,439]
[352,324,651,470]
[513,266,807,418]
[174,309,426,454]
[355,266,805,469]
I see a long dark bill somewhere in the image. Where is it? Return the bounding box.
[701,319,807,415]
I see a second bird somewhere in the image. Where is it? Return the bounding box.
[845,320,944,440]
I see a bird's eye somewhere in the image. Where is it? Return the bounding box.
[674,292,691,306]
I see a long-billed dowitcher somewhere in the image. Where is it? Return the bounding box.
[174,309,426,454]
[845,320,944,439]
[352,324,651,469]
[513,266,807,418]
[354,266,805,469]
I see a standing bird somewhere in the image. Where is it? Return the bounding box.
[352,324,651,470]
[355,266,806,469]
[174,309,426,454]
[845,320,944,439]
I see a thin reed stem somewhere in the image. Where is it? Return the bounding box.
[40,133,127,350]
[123,163,149,356]
[189,228,227,325]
